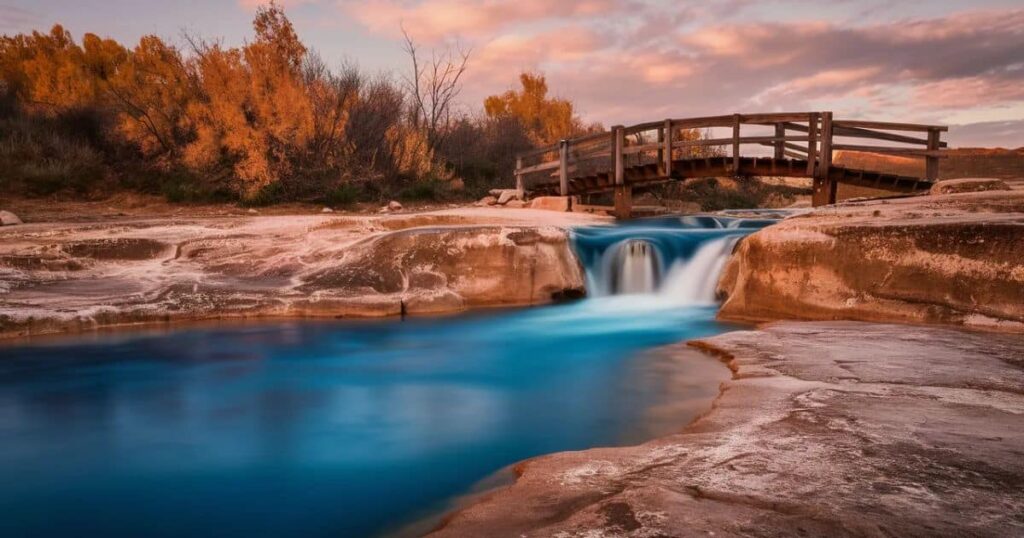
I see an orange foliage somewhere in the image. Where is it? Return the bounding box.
[484,73,587,145]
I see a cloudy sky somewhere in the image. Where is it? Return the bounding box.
[4,0,1023,147]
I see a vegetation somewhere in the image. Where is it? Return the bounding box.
[0,4,588,204]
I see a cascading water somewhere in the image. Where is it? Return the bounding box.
[572,215,773,304]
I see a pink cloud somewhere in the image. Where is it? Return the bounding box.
[345,0,626,41]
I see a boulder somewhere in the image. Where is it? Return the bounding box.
[476,196,498,206]
[321,207,334,213]
[387,200,403,211]
[504,200,526,209]
[495,189,521,205]
[529,196,572,212]
[930,177,1010,195]
[0,210,22,226]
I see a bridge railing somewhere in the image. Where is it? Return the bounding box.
[514,112,948,199]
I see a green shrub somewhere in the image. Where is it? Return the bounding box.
[324,183,361,207]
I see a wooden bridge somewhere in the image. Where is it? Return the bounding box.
[514,112,948,218]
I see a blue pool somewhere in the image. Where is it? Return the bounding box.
[0,217,768,537]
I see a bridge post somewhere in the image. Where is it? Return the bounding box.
[774,123,785,160]
[732,114,741,174]
[613,125,625,185]
[613,184,632,220]
[812,111,837,206]
[515,156,524,200]
[926,128,941,181]
[663,119,673,177]
[558,140,569,196]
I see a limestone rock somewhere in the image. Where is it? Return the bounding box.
[387,200,403,211]
[529,196,572,212]
[247,208,259,214]
[476,196,498,206]
[930,177,1010,195]
[321,207,334,213]
[717,191,1024,329]
[504,200,526,209]
[496,190,520,205]
[432,322,1024,537]
[0,210,23,226]
[0,211,591,339]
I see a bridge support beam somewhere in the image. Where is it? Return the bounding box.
[613,185,632,220]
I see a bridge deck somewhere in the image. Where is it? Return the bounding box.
[529,156,929,197]
[514,112,947,216]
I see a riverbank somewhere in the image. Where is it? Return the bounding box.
[431,321,1024,537]
[0,207,607,340]
[717,190,1024,330]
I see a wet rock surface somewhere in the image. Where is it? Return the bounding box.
[432,322,1024,537]
[717,191,1024,330]
[0,208,604,339]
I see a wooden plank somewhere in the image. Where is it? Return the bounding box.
[516,160,561,175]
[806,112,818,176]
[558,140,569,196]
[621,142,663,155]
[831,144,947,157]
[739,112,814,124]
[732,114,741,173]
[926,128,941,181]
[760,141,809,153]
[774,124,785,159]
[663,119,673,177]
[666,115,735,129]
[832,125,948,148]
[517,143,559,159]
[832,119,948,133]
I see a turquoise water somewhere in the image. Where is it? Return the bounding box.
[0,218,767,537]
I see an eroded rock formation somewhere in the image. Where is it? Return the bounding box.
[0,208,602,339]
[717,191,1024,330]
[432,322,1024,537]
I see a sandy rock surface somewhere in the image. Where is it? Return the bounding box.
[0,208,607,339]
[432,322,1024,537]
[717,190,1024,330]
[930,177,1010,195]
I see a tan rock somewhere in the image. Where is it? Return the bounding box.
[476,195,498,206]
[930,177,1011,195]
[529,196,572,212]
[0,210,23,225]
[432,322,1024,537]
[496,190,520,205]
[717,191,1024,329]
[0,211,591,339]
[387,200,403,211]
[504,200,526,208]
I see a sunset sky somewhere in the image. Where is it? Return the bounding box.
[5,0,1023,148]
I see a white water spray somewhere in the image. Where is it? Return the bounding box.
[659,236,741,304]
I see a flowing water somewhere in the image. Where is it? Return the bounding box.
[0,216,771,537]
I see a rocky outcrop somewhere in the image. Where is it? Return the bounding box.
[0,208,603,339]
[432,322,1024,537]
[717,191,1024,330]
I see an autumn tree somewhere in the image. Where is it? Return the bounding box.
[484,73,586,145]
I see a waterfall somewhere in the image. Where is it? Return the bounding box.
[659,235,741,304]
[608,239,661,295]
[572,216,772,305]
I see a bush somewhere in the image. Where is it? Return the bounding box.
[324,183,361,207]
